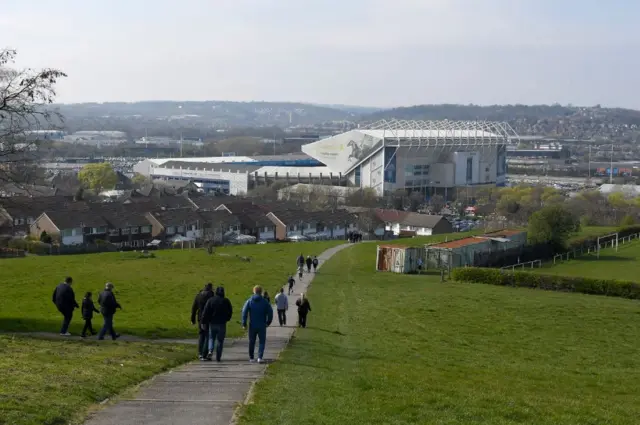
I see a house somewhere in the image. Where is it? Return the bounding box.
[189,194,231,211]
[0,196,75,236]
[371,209,452,237]
[121,194,197,210]
[30,207,110,245]
[98,204,154,248]
[145,208,207,241]
[215,202,276,241]
[267,209,357,240]
[198,210,242,243]
[0,183,59,197]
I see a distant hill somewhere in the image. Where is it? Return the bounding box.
[54,100,356,128]
[361,104,640,142]
[311,104,384,114]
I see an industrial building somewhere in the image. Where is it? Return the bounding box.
[132,119,517,196]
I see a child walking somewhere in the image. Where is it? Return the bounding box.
[81,291,100,337]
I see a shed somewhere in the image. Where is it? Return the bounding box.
[376,245,425,274]
[424,229,527,269]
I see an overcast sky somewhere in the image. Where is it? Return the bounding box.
[1,0,637,108]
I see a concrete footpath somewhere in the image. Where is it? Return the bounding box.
[83,243,351,425]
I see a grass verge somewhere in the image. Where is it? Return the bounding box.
[238,242,640,425]
[0,241,342,338]
[536,239,640,281]
[0,335,193,425]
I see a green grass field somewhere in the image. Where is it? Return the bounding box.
[537,239,640,281]
[0,335,193,425]
[238,242,640,425]
[0,241,342,338]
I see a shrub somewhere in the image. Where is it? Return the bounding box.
[452,267,640,300]
[620,215,636,226]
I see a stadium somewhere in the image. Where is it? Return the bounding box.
[133,119,517,197]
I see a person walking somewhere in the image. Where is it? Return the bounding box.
[97,282,122,341]
[274,288,289,326]
[305,255,312,273]
[52,276,79,336]
[298,264,304,279]
[312,256,319,272]
[191,283,215,360]
[287,275,295,295]
[297,253,305,269]
[201,286,233,362]
[295,293,312,328]
[81,292,100,337]
[263,291,271,304]
[241,285,273,363]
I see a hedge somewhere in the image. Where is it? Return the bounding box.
[452,267,640,300]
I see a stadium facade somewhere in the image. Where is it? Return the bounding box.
[133,119,516,197]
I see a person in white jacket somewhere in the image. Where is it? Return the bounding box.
[274,288,289,326]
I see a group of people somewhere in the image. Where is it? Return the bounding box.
[52,277,122,340]
[348,231,363,243]
[189,253,317,363]
[51,253,318,364]
[190,283,234,362]
[297,254,319,278]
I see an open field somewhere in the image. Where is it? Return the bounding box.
[0,241,342,338]
[239,242,640,425]
[388,225,613,248]
[0,335,193,425]
[536,239,640,281]
[568,225,618,242]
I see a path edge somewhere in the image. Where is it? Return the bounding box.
[228,243,352,425]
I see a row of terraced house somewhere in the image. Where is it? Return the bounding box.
[0,193,362,248]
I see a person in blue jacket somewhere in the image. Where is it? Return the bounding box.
[241,285,273,363]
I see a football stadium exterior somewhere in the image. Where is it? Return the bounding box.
[134,119,517,197]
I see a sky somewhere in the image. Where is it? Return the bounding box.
[1,0,638,108]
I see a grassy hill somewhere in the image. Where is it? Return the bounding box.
[536,239,640,281]
[238,242,640,425]
[0,241,342,338]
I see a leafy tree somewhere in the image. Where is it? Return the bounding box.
[0,49,66,185]
[39,231,52,244]
[78,163,118,193]
[131,173,151,186]
[528,205,580,250]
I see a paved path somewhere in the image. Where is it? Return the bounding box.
[83,243,351,425]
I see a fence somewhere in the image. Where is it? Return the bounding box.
[0,247,26,258]
[500,259,542,271]
[500,232,640,271]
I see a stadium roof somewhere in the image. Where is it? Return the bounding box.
[360,119,518,141]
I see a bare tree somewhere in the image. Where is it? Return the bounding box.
[0,49,66,185]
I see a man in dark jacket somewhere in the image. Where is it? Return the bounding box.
[296,293,312,328]
[97,282,122,340]
[52,276,79,336]
[305,256,312,273]
[191,283,215,360]
[201,286,233,361]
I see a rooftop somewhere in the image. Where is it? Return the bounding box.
[360,119,518,141]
